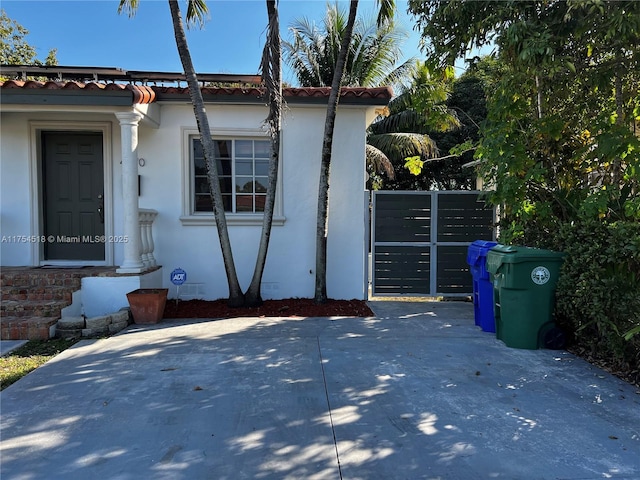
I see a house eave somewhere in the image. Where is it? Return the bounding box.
[0,89,134,107]
[1,77,392,110]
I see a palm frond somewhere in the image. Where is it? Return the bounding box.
[185,0,209,29]
[376,0,395,27]
[366,144,395,178]
[369,109,429,134]
[367,133,438,163]
[284,1,409,88]
[117,0,139,17]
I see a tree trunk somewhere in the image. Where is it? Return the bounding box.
[314,0,359,303]
[535,74,543,120]
[245,0,282,307]
[168,0,245,307]
[612,57,624,187]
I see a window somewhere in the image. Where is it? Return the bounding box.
[193,137,270,214]
[181,131,284,227]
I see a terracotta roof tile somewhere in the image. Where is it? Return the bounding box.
[1,80,391,105]
[1,80,157,104]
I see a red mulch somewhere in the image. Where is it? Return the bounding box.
[163,298,374,319]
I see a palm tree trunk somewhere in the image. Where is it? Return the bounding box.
[315,0,359,303]
[168,0,245,307]
[245,0,282,307]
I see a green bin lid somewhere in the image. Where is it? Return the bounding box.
[488,245,565,264]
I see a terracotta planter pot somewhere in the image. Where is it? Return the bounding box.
[126,288,168,324]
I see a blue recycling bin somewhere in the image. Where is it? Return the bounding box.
[467,240,498,332]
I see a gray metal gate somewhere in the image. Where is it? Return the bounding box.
[371,191,495,296]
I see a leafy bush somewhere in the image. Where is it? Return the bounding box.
[501,218,640,383]
[553,220,640,381]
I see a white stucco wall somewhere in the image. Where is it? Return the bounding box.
[0,102,370,300]
[0,113,32,265]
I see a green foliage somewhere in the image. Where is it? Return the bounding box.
[0,10,57,66]
[404,155,423,175]
[553,220,640,371]
[0,339,78,390]
[379,66,485,190]
[443,1,640,245]
[283,2,413,88]
[411,1,640,380]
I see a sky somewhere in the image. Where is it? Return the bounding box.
[2,0,479,86]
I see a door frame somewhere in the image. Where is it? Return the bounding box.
[29,121,114,266]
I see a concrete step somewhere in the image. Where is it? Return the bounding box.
[0,316,58,340]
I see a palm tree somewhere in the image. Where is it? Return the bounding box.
[244,0,282,307]
[284,3,413,89]
[285,2,413,183]
[119,0,245,306]
[315,0,360,304]
[313,0,400,303]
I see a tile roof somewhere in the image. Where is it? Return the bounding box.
[1,80,157,104]
[1,80,392,106]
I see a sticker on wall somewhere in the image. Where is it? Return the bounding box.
[170,268,187,285]
[531,266,550,285]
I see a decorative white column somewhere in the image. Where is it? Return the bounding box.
[116,111,145,274]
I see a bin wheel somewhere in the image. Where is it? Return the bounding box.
[542,326,566,350]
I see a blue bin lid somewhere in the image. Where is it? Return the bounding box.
[467,240,498,266]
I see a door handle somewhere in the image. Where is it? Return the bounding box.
[97,194,104,223]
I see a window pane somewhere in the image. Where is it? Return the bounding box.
[255,177,268,193]
[214,140,231,158]
[254,141,270,159]
[235,140,253,158]
[236,195,253,212]
[255,195,266,212]
[255,159,269,176]
[219,177,232,194]
[236,176,254,193]
[236,159,253,176]
[195,194,213,212]
[195,177,210,194]
[221,194,232,212]
[194,155,207,175]
[193,139,204,158]
[216,158,232,176]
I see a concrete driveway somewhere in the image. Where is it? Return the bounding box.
[1,301,639,480]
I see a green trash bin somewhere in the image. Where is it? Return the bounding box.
[486,245,565,350]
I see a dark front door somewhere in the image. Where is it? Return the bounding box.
[42,132,105,261]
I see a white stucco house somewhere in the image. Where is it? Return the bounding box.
[0,66,391,315]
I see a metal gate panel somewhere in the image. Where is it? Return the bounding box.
[374,193,431,242]
[371,191,495,296]
[437,193,495,242]
[374,245,431,295]
[436,245,473,294]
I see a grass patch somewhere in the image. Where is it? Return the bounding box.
[0,338,79,391]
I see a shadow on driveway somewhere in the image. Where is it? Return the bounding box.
[1,301,639,479]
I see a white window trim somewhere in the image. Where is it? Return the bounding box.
[180,127,285,226]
